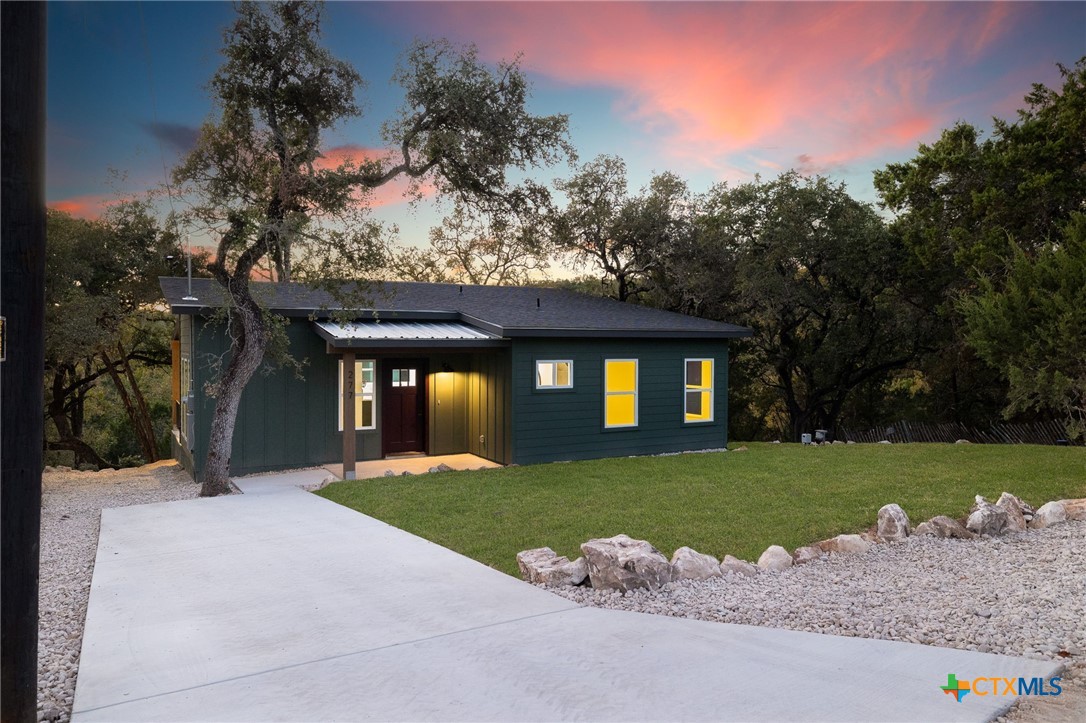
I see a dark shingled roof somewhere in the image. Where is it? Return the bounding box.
[159,277,751,339]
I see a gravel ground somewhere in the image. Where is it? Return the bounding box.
[37,461,200,723]
[549,521,1086,721]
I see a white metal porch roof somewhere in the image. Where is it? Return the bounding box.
[314,320,498,342]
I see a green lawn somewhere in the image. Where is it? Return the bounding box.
[316,443,1086,577]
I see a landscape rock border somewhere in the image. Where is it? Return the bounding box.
[516,493,1086,593]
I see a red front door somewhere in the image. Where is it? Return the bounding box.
[381,360,427,455]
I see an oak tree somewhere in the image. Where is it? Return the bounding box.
[174,1,572,495]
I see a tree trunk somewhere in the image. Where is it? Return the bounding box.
[46,366,112,469]
[101,349,159,463]
[122,352,160,461]
[200,291,268,496]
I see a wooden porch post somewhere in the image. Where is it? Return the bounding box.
[342,351,356,479]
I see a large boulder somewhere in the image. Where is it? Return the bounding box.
[757,545,793,571]
[719,555,758,577]
[792,546,822,565]
[814,534,872,555]
[913,515,976,539]
[1029,501,1068,529]
[670,546,722,581]
[877,504,911,542]
[1062,498,1086,521]
[996,492,1034,532]
[581,534,673,592]
[516,548,589,587]
[966,496,1008,536]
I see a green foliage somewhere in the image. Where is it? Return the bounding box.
[389,201,551,284]
[961,214,1086,440]
[176,1,574,493]
[655,172,921,440]
[44,204,181,467]
[553,155,692,301]
[871,59,1086,427]
[318,443,1086,576]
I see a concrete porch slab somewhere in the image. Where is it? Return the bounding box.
[323,452,501,480]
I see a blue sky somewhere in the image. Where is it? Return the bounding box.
[47,1,1085,250]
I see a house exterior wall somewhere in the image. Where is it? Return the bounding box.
[179,315,513,478]
[467,352,513,465]
[174,314,729,476]
[509,337,730,465]
[188,315,379,478]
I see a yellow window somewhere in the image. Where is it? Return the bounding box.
[605,359,638,427]
[685,358,713,422]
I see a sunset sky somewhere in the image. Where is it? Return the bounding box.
[47,1,1085,248]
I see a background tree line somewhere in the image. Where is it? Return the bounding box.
[44,1,1082,476]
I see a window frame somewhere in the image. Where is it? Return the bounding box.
[338,358,377,432]
[603,358,639,429]
[179,353,193,445]
[534,359,574,390]
[684,357,715,424]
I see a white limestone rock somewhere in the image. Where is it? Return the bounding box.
[1029,501,1067,529]
[757,545,793,571]
[1062,498,1086,521]
[670,546,722,581]
[719,555,759,577]
[913,515,976,539]
[516,547,588,587]
[995,492,1033,532]
[792,546,823,565]
[815,534,873,555]
[877,503,911,542]
[966,496,1008,536]
[581,534,673,593]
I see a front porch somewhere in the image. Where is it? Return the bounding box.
[322,453,501,481]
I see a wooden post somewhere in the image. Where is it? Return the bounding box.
[342,351,356,479]
[1,2,46,720]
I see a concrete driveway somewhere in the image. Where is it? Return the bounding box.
[72,469,1060,721]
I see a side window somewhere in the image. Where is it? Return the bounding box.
[179,355,193,444]
[685,358,714,423]
[338,359,376,431]
[604,359,638,428]
[536,360,573,389]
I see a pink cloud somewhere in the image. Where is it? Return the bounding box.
[387,1,1020,176]
[316,144,436,207]
[47,194,120,220]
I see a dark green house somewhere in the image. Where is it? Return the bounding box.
[162,278,750,480]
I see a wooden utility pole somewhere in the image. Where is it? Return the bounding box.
[1,2,47,721]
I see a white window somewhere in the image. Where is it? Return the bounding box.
[179,354,193,443]
[535,360,573,389]
[604,359,638,428]
[338,359,376,431]
[684,358,714,423]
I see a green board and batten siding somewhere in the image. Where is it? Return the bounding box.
[174,314,729,476]
[510,338,729,465]
[180,317,513,477]
[188,317,382,477]
[468,352,513,465]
